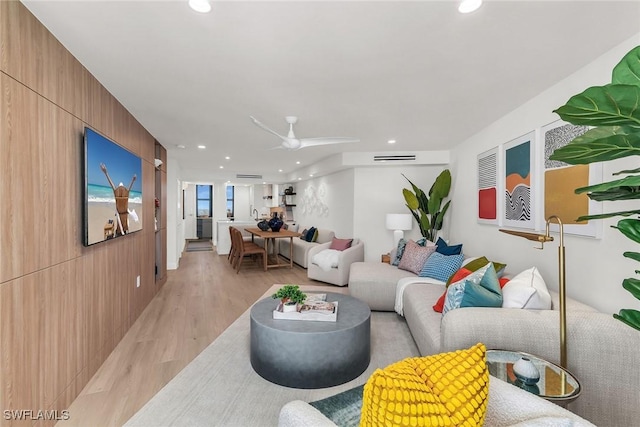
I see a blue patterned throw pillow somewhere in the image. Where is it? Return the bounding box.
[418,252,464,282]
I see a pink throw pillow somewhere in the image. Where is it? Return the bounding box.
[329,237,353,251]
[398,240,437,275]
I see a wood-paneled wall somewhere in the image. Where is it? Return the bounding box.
[0,2,167,425]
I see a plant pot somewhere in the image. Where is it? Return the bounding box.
[282,302,298,312]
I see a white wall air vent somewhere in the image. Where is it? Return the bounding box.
[373,154,417,162]
[236,174,263,179]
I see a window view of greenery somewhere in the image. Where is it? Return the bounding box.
[226,185,234,218]
[196,185,212,217]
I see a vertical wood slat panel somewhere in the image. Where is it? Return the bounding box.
[0,74,83,284]
[0,1,87,121]
[0,1,166,424]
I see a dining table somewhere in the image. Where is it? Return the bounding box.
[244,227,301,269]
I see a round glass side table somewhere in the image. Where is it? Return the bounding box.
[486,349,581,404]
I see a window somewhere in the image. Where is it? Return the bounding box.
[196,185,212,217]
[226,185,234,218]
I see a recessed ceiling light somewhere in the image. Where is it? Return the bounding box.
[176,144,186,149]
[298,177,302,180]
[188,0,211,13]
[388,139,396,144]
[197,145,206,149]
[219,166,224,169]
[225,156,230,160]
[458,0,482,14]
[296,161,301,165]
[309,174,314,177]
[278,169,283,173]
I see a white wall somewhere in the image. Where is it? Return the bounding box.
[294,169,356,237]
[166,154,185,269]
[450,34,640,315]
[184,184,197,239]
[353,165,445,262]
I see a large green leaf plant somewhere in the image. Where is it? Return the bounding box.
[402,169,452,242]
[549,45,640,330]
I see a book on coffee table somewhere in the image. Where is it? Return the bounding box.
[273,295,338,322]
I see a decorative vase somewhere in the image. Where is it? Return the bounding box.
[268,213,283,232]
[513,357,540,385]
[257,219,270,231]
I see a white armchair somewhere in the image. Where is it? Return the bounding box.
[307,239,364,286]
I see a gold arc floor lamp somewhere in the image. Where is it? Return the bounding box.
[500,215,567,369]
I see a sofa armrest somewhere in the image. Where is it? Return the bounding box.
[441,307,560,362]
[278,400,337,427]
[337,241,365,270]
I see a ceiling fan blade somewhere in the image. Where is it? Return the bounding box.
[249,116,286,140]
[299,137,360,148]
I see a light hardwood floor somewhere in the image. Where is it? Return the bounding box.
[58,246,323,427]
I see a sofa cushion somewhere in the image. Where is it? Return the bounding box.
[502,267,552,309]
[418,252,464,282]
[349,262,417,311]
[397,240,436,275]
[329,237,353,251]
[435,237,463,255]
[443,263,503,314]
[359,343,489,427]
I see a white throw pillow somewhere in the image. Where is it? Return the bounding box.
[502,267,552,309]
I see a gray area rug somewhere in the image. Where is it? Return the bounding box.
[124,286,419,427]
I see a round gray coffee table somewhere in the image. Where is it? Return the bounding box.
[250,292,371,389]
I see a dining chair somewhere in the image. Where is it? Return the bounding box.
[231,227,266,273]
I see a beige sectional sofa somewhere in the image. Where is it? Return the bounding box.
[347,260,640,427]
[278,227,335,268]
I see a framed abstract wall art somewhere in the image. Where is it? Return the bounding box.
[541,120,602,237]
[477,147,500,225]
[502,131,536,230]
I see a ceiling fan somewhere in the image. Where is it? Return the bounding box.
[249,116,359,150]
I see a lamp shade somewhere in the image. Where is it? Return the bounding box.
[386,214,413,231]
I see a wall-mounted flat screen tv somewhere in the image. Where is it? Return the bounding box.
[83,127,143,246]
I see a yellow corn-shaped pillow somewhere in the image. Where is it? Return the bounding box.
[360,343,488,427]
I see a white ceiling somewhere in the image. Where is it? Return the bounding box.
[22,0,640,183]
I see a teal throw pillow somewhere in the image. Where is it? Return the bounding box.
[418,252,464,282]
[443,263,503,314]
[309,384,364,427]
[435,237,463,255]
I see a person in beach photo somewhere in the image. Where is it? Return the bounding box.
[100,162,137,236]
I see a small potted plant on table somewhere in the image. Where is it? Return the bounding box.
[272,285,307,313]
